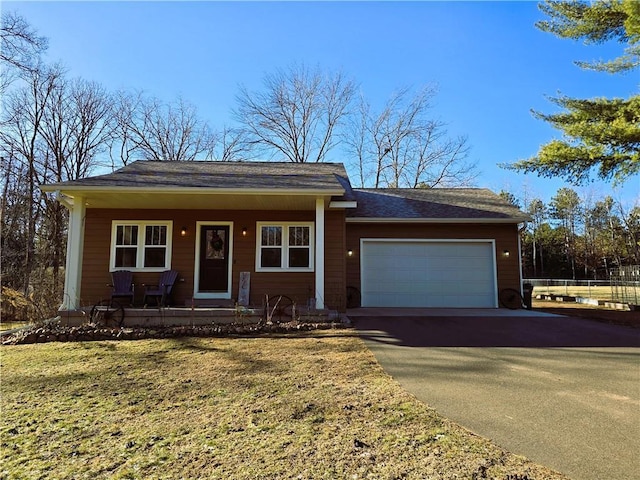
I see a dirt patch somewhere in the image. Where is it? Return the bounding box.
[533,300,640,328]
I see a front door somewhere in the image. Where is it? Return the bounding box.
[198,224,231,294]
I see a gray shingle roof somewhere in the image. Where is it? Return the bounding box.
[42,160,354,197]
[348,188,529,221]
[42,161,526,220]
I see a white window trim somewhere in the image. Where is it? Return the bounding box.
[110,220,173,272]
[255,222,314,272]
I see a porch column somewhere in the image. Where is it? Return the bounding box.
[315,197,325,309]
[62,195,85,310]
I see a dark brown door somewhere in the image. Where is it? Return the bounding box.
[199,225,230,292]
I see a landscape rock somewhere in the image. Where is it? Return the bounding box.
[1,319,347,345]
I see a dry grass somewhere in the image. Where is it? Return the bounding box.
[0,320,32,333]
[1,332,567,479]
[532,299,640,327]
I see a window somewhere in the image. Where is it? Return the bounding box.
[260,226,282,268]
[256,223,313,271]
[111,221,172,271]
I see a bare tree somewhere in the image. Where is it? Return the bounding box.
[346,86,476,188]
[617,200,640,265]
[39,77,114,180]
[1,155,32,291]
[344,96,371,187]
[35,76,114,289]
[235,64,356,163]
[0,12,48,92]
[527,198,547,277]
[0,65,62,294]
[0,61,114,312]
[214,126,250,162]
[1,14,52,297]
[111,92,218,163]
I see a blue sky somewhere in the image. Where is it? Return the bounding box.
[6,1,639,207]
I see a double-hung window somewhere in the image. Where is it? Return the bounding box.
[256,223,314,271]
[110,221,172,271]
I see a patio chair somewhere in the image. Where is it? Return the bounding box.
[109,270,135,306]
[143,269,179,307]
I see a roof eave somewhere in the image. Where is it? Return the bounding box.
[40,185,345,196]
[345,217,530,224]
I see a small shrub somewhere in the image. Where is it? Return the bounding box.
[1,286,30,323]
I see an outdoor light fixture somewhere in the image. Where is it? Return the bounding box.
[242,227,248,237]
[347,249,354,257]
[181,227,187,237]
[503,250,510,257]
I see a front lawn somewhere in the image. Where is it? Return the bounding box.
[1,332,567,479]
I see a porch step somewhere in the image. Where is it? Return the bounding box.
[185,299,236,308]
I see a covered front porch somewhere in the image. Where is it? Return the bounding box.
[39,161,356,317]
[57,195,340,311]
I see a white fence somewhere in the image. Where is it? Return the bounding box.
[610,266,640,305]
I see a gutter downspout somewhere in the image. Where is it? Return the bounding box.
[518,222,526,294]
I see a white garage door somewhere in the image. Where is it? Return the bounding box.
[361,240,497,308]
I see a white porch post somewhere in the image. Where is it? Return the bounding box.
[315,197,325,309]
[62,196,85,310]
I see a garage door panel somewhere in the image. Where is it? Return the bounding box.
[465,284,494,295]
[465,262,494,278]
[458,244,488,256]
[428,257,449,270]
[361,241,497,308]
[404,269,428,282]
[465,257,492,269]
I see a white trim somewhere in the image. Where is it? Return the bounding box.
[315,197,325,309]
[346,217,529,224]
[40,186,345,196]
[359,238,498,308]
[55,190,74,209]
[518,223,525,295]
[194,222,234,299]
[62,195,85,310]
[491,242,498,307]
[329,201,357,209]
[109,221,173,272]
[255,222,315,272]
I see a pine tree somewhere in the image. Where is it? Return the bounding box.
[509,0,639,184]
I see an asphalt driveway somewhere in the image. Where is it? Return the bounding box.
[352,309,640,480]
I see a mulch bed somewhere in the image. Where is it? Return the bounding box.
[1,320,348,346]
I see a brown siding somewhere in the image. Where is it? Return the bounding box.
[324,210,347,311]
[345,222,522,303]
[80,208,347,311]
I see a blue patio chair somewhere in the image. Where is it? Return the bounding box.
[109,270,135,306]
[143,270,179,307]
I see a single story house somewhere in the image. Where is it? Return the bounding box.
[40,160,529,312]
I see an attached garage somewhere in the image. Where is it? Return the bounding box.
[360,239,498,308]
[346,187,528,310]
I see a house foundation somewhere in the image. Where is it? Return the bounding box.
[57,305,341,327]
